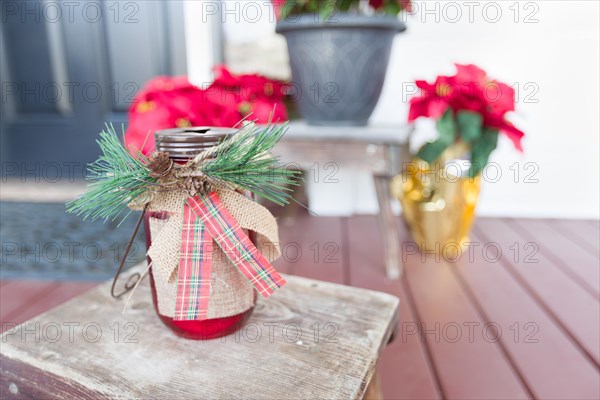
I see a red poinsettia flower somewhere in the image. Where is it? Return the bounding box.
[205,65,288,124]
[398,0,412,12]
[369,0,384,9]
[247,98,289,122]
[210,66,287,104]
[125,77,221,155]
[272,0,286,19]
[408,64,524,151]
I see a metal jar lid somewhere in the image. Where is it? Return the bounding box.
[155,127,237,160]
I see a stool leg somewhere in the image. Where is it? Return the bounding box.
[363,369,383,400]
[373,174,402,279]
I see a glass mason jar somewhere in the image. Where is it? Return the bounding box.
[143,127,255,340]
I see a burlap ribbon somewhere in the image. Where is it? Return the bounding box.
[132,187,283,320]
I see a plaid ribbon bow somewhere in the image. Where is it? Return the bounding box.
[174,191,286,321]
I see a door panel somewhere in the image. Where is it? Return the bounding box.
[0,0,187,173]
[3,13,62,115]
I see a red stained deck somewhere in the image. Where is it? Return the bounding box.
[1,217,599,399]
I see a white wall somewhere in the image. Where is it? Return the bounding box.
[185,0,600,219]
[372,0,600,219]
[184,0,217,85]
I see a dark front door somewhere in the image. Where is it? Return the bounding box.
[1,0,187,178]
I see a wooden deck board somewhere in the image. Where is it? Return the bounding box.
[1,216,599,399]
[346,216,441,400]
[549,219,600,257]
[402,248,530,399]
[1,281,98,332]
[476,219,600,365]
[510,218,600,296]
[274,216,346,284]
[458,228,599,399]
[1,281,62,325]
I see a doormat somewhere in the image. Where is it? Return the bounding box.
[1,201,146,281]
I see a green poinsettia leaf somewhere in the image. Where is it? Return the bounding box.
[281,0,300,19]
[416,139,448,164]
[436,108,457,144]
[338,0,355,12]
[416,109,457,164]
[469,128,499,177]
[457,110,483,143]
[384,2,401,14]
[319,3,336,20]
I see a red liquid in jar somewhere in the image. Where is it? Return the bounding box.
[143,210,255,340]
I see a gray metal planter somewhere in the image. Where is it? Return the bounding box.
[276,13,405,126]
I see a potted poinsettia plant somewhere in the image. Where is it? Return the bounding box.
[274,0,410,126]
[392,64,525,254]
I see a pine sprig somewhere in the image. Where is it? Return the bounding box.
[201,123,300,205]
[66,124,156,222]
[66,123,300,223]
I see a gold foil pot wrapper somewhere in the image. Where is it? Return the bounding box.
[392,144,481,256]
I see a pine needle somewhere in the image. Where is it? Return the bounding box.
[200,123,300,205]
[66,124,155,223]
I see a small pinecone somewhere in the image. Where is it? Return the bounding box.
[147,152,173,179]
[180,176,211,197]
